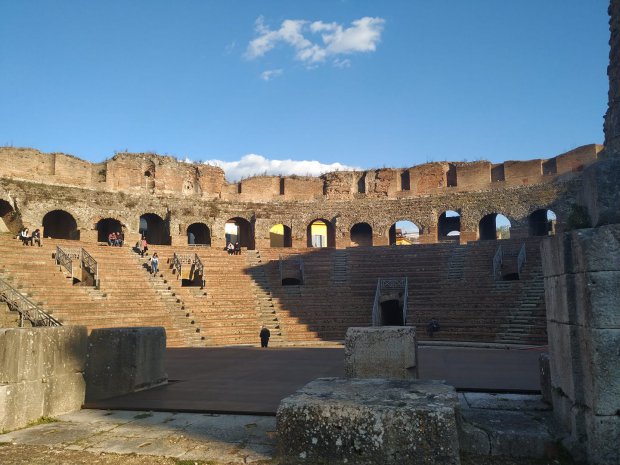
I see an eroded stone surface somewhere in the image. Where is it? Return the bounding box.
[277,377,460,465]
[344,326,417,379]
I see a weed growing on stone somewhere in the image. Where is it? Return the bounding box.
[26,416,58,427]
[133,412,153,420]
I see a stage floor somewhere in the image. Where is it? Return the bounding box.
[85,345,545,415]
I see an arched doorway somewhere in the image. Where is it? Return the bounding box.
[139,213,170,245]
[380,299,404,326]
[225,217,254,249]
[43,210,79,240]
[438,210,461,240]
[350,223,373,247]
[0,200,21,234]
[96,218,123,243]
[307,219,335,248]
[479,213,511,240]
[187,223,211,245]
[269,224,292,248]
[529,209,557,236]
[388,220,419,245]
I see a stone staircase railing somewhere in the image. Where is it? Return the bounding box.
[0,276,61,327]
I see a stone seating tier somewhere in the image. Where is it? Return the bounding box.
[0,234,547,346]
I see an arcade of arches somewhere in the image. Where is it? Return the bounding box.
[25,207,560,248]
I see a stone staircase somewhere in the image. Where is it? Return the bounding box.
[246,250,284,344]
[495,267,546,344]
[447,245,467,280]
[332,250,348,283]
[129,252,206,347]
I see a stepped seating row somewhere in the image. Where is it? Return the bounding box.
[0,233,548,347]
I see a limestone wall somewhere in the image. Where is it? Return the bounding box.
[0,326,87,432]
[541,225,620,465]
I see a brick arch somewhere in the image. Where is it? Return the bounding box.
[139,212,171,245]
[42,209,80,240]
[350,222,373,247]
[307,218,336,248]
[225,217,255,250]
[388,219,421,245]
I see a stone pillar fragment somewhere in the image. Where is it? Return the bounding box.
[541,224,620,465]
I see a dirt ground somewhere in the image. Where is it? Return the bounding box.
[0,444,576,465]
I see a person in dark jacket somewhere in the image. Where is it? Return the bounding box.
[259,326,271,348]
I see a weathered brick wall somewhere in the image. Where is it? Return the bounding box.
[452,161,491,188]
[0,144,601,201]
[504,159,543,185]
[604,0,620,155]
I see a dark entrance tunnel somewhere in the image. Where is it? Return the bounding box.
[380,299,404,326]
[43,210,79,240]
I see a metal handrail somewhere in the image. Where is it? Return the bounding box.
[371,279,381,326]
[55,246,80,281]
[0,277,61,327]
[81,248,99,287]
[193,253,206,289]
[299,256,305,285]
[403,280,409,326]
[372,277,409,326]
[492,245,503,279]
[517,243,527,277]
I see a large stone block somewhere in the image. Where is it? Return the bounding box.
[547,322,582,403]
[579,327,620,415]
[542,225,620,277]
[0,380,44,432]
[0,326,87,384]
[344,326,417,379]
[0,328,44,383]
[85,327,167,402]
[585,412,620,465]
[43,373,85,417]
[544,274,574,324]
[574,271,620,329]
[276,378,460,465]
[39,326,88,378]
[582,155,620,227]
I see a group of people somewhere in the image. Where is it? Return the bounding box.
[18,227,41,247]
[107,231,124,247]
[226,241,241,255]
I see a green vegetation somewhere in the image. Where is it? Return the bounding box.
[26,416,58,427]
[133,412,153,420]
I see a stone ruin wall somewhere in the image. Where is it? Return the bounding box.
[0,143,602,202]
[0,161,582,249]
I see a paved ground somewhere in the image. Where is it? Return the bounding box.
[85,345,544,414]
[0,394,573,465]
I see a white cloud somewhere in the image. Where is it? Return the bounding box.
[245,16,384,68]
[260,68,283,81]
[199,154,360,182]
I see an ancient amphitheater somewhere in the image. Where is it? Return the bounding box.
[0,143,602,347]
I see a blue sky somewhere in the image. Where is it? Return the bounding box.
[0,1,610,180]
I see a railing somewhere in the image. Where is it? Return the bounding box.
[55,246,80,281]
[372,277,408,326]
[517,243,527,277]
[0,277,61,327]
[492,245,503,279]
[371,279,381,326]
[299,256,305,285]
[172,253,182,278]
[194,254,206,289]
[81,248,99,288]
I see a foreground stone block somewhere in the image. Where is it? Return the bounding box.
[277,378,460,465]
[344,326,417,379]
[585,412,620,465]
[43,372,86,417]
[85,327,167,402]
[0,380,44,432]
